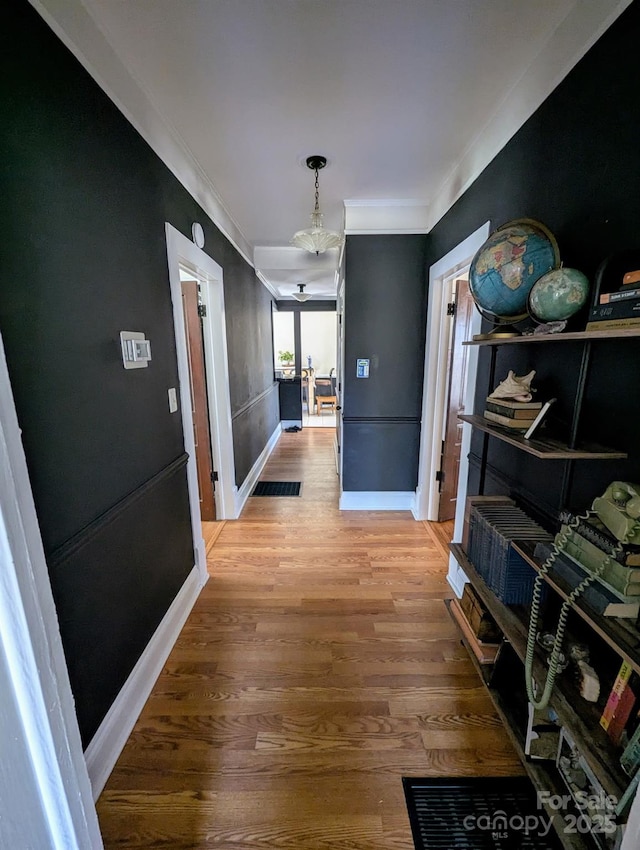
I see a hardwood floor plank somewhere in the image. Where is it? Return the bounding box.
[97,430,521,849]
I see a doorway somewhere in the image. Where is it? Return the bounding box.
[437,276,475,521]
[165,223,237,546]
[300,310,337,428]
[415,222,490,591]
[180,277,216,521]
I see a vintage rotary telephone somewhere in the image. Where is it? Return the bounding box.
[525,482,640,710]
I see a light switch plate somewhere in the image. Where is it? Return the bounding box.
[168,388,178,413]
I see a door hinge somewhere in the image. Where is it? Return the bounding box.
[446,302,456,316]
[198,303,207,318]
[211,470,218,483]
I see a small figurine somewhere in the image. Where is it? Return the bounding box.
[488,369,536,403]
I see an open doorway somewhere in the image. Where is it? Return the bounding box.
[415,222,490,592]
[165,223,237,541]
[300,311,337,428]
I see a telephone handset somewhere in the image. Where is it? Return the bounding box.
[525,482,640,710]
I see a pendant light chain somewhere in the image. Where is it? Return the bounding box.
[314,166,320,214]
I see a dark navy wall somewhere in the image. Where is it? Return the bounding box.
[425,0,640,522]
[343,235,427,491]
[0,0,277,744]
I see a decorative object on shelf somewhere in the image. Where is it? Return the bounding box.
[291,155,343,255]
[488,369,536,402]
[468,218,559,336]
[528,266,590,323]
[292,283,312,302]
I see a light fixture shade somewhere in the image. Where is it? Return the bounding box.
[292,212,343,255]
[292,290,312,302]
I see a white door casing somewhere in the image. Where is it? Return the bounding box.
[166,223,237,536]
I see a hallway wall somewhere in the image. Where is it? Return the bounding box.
[0,0,278,744]
[425,0,640,520]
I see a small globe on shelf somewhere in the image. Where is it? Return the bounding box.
[469,219,560,337]
[528,267,590,322]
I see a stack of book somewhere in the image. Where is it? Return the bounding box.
[535,512,640,619]
[587,267,640,331]
[483,398,542,431]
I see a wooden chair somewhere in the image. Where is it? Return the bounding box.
[314,377,336,414]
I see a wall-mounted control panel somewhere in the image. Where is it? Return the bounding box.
[120,331,152,369]
[356,358,370,378]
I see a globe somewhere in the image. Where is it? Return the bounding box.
[469,220,560,323]
[528,267,590,322]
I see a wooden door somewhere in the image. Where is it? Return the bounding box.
[438,278,474,522]
[181,280,216,521]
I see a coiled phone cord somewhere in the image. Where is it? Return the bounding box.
[525,510,622,710]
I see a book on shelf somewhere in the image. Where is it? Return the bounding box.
[484,397,542,410]
[523,398,556,440]
[606,678,638,746]
[623,269,640,286]
[589,299,640,321]
[586,317,640,332]
[600,287,640,304]
[559,513,640,566]
[621,719,640,775]
[483,410,531,430]
[533,542,640,618]
[557,529,640,598]
[485,400,540,420]
[600,661,633,731]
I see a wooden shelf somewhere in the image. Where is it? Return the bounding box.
[443,598,495,683]
[513,540,640,677]
[450,543,631,800]
[463,328,640,346]
[458,414,627,460]
[489,688,593,850]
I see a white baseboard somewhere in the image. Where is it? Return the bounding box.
[280,419,302,429]
[339,491,415,511]
[447,554,468,598]
[234,424,282,517]
[84,565,203,799]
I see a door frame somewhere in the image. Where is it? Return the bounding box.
[415,221,490,525]
[166,224,237,543]
[0,336,103,848]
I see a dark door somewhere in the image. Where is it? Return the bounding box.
[181,280,216,521]
[438,278,474,523]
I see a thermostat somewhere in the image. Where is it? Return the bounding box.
[120,331,152,369]
[356,358,370,378]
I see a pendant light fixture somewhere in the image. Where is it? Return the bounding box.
[292,283,312,303]
[291,155,343,255]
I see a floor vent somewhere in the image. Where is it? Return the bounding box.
[251,481,301,497]
[403,777,563,849]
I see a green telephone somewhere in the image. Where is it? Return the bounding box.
[592,481,640,545]
[525,482,638,710]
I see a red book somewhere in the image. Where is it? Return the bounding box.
[606,683,637,746]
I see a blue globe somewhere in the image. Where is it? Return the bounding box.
[469,220,559,322]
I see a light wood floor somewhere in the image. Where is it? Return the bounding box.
[97,429,521,848]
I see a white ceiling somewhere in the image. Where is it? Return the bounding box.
[37,0,630,299]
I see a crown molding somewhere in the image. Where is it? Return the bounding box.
[29,0,254,268]
[343,199,429,234]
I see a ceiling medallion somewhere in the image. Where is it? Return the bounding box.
[291,155,343,255]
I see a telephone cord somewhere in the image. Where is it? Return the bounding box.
[524,510,622,710]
